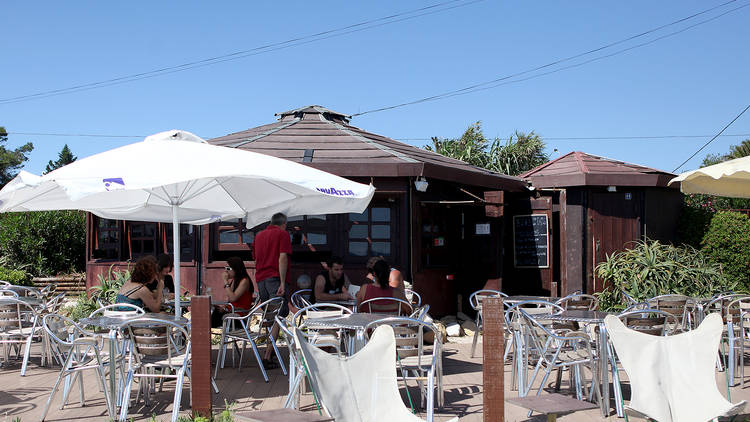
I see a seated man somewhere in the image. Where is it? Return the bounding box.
[312,256,352,303]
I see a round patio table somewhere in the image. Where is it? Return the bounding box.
[304,312,387,353]
[317,299,358,312]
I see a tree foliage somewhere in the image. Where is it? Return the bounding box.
[44,144,77,174]
[426,122,549,175]
[0,127,34,188]
[701,211,750,290]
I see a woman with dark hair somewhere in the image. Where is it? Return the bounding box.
[211,257,257,327]
[116,256,163,312]
[356,259,410,314]
[156,253,175,294]
[365,256,405,291]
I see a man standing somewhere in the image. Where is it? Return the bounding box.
[312,256,352,303]
[252,212,291,367]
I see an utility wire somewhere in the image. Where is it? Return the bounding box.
[0,0,482,105]
[8,131,750,142]
[352,0,748,116]
[672,104,750,172]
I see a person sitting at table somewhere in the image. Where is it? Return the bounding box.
[357,259,410,314]
[211,256,256,328]
[115,255,163,312]
[365,256,405,291]
[156,253,175,294]
[312,256,352,304]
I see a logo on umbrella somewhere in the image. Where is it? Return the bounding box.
[103,177,125,191]
[316,187,355,196]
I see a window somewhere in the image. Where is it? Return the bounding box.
[347,205,393,258]
[288,214,330,250]
[214,218,257,251]
[129,222,158,258]
[165,224,195,261]
[94,217,120,260]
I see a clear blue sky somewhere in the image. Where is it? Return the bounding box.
[2,1,748,176]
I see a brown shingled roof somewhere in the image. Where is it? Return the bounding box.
[521,151,677,188]
[208,105,527,191]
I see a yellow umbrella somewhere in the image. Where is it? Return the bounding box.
[669,155,750,198]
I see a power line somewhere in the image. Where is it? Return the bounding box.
[0,0,483,105]
[352,0,748,116]
[672,104,750,172]
[396,134,750,142]
[8,131,750,142]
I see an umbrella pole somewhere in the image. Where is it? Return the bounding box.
[172,204,181,317]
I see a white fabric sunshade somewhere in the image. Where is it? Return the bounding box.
[669,155,750,198]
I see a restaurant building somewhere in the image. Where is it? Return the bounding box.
[85,106,528,316]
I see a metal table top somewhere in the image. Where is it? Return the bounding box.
[80,312,189,330]
[542,310,614,324]
[305,313,386,330]
[0,296,45,307]
[319,299,357,307]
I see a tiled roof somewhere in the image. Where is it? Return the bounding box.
[207,105,527,191]
[520,151,676,188]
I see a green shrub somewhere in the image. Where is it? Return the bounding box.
[90,265,131,305]
[0,211,85,276]
[596,238,735,311]
[0,265,31,285]
[676,202,714,248]
[63,292,98,322]
[701,210,750,290]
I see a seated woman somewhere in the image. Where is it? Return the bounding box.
[116,256,163,313]
[365,256,405,291]
[156,253,175,295]
[211,256,256,328]
[356,259,410,314]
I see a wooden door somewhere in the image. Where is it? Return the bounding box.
[587,191,642,293]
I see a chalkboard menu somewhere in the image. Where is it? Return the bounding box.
[513,214,549,268]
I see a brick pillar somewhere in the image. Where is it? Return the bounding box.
[191,296,212,418]
[483,297,504,421]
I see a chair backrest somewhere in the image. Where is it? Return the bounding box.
[3,285,42,299]
[621,290,639,305]
[119,317,190,363]
[726,297,750,326]
[44,293,67,314]
[556,293,599,311]
[704,294,750,323]
[250,297,285,335]
[89,303,146,318]
[359,297,413,316]
[293,303,352,328]
[618,309,679,336]
[469,289,507,311]
[291,289,313,309]
[404,288,422,307]
[365,316,442,372]
[0,289,19,298]
[0,298,37,332]
[296,324,425,422]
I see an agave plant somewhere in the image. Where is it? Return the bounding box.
[596,238,736,311]
[90,264,131,305]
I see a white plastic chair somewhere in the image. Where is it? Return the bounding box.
[296,324,457,422]
[605,313,746,422]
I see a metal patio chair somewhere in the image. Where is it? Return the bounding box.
[293,303,352,355]
[214,296,287,382]
[405,288,422,308]
[469,289,508,358]
[360,297,413,316]
[290,288,313,310]
[40,313,115,421]
[555,293,599,311]
[0,297,44,375]
[118,317,191,422]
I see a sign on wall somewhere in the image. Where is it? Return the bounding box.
[513,214,549,268]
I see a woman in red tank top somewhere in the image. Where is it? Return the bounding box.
[211,256,256,327]
[357,259,410,314]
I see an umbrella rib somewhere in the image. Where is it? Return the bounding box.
[6,185,61,210]
[180,178,223,204]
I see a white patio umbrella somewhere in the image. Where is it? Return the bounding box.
[669,155,750,197]
[0,130,375,314]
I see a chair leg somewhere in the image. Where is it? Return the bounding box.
[470,317,480,358]
[171,368,186,422]
[249,341,269,382]
[214,335,226,379]
[41,359,71,421]
[20,328,36,376]
[119,370,135,422]
[271,335,288,376]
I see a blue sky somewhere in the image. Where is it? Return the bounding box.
[1,1,748,175]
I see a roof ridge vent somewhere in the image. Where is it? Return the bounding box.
[276,105,351,123]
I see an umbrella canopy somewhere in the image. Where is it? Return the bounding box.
[669,155,750,198]
[0,130,375,313]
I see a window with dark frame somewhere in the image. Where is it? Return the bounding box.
[129,222,158,258]
[165,224,196,261]
[347,205,393,258]
[215,218,256,251]
[94,217,120,260]
[287,214,330,250]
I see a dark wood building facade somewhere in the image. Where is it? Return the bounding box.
[516,151,682,296]
[85,106,527,316]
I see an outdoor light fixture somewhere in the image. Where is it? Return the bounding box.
[414,177,429,192]
[607,186,617,192]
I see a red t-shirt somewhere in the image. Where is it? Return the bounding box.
[253,225,292,283]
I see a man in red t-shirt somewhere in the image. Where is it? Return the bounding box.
[252,212,292,366]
